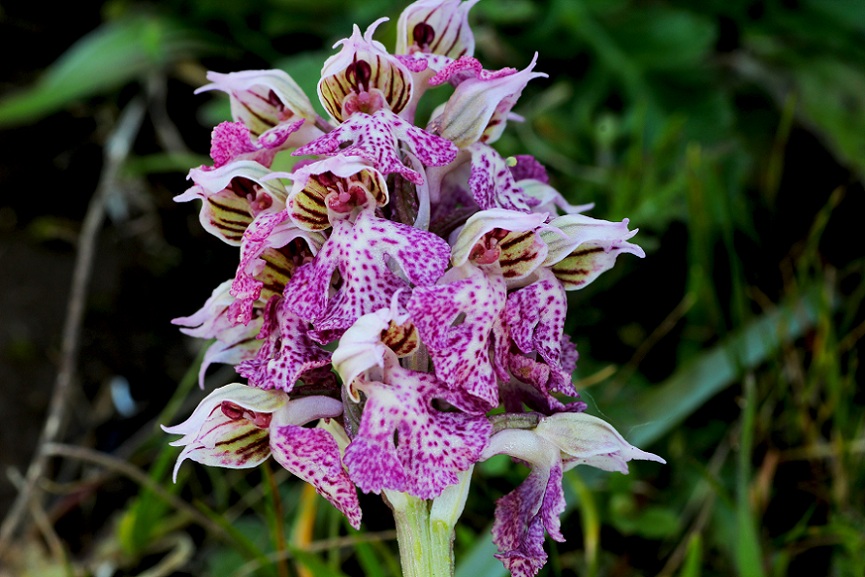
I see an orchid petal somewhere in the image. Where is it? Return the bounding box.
[407,264,506,410]
[173,281,264,388]
[450,208,548,280]
[271,423,362,529]
[434,54,546,148]
[227,210,324,326]
[344,360,491,499]
[178,160,288,245]
[541,214,645,289]
[287,156,389,230]
[319,20,413,122]
[504,269,573,395]
[236,297,332,392]
[294,109,457,185]
[197,69,320,136]
[467,144,541,212]
[162,384,288,480]
[535,412,666,473]
[483,428,565,577]
[395,0,480,58]
[284,208,450,340]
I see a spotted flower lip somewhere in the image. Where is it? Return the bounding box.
[334,306,492,499]
[163,383,361,528]
[395,0,480,58]
[196,69,322,138]
[282,203,451,342]
[318,18,414,122]
[294,108,458,185]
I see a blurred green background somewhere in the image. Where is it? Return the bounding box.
[0,0,862,576]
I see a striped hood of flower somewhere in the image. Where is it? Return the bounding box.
[165,2,663,576]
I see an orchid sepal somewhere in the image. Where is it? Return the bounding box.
[196,69,321,137]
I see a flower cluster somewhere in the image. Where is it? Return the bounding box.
[164,2,663,575]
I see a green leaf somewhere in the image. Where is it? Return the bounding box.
[0,13,210,127]
[792,58,865,180]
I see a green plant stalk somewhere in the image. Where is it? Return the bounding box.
[386,490,435,577]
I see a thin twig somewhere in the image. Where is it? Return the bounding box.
[0,98,146,561]
[39,443,227,539]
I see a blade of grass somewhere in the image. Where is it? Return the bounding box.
[735,375,765,577]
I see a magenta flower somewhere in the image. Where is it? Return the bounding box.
[168,3,663,575]
[163,383,361,528]
[482,414,666,577]
[334,305,492,498]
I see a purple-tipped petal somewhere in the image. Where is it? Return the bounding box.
[407,265,506,410]
[209,119,306,169]
[236,297,332,392]
[284,208,450,340]
[271,424,362,529]
[197,69,320,137]
[344,360,491,499]
[434,54,546,147]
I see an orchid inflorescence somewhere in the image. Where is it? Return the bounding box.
[163,1,664,575]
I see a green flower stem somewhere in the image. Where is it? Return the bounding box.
[386,467,474,577]
[385,490,435,577]
[429,467,473,577]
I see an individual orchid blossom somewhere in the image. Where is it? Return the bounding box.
[162,383,361,528]
[333,304,492,499]
[482,413,665,577]
[318,19,414,122]
[172,280,264,389]
[430,54,547,148]
[168,2,664,576]
[176,160,288,245]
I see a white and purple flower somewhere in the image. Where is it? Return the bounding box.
[167,2,663,575]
